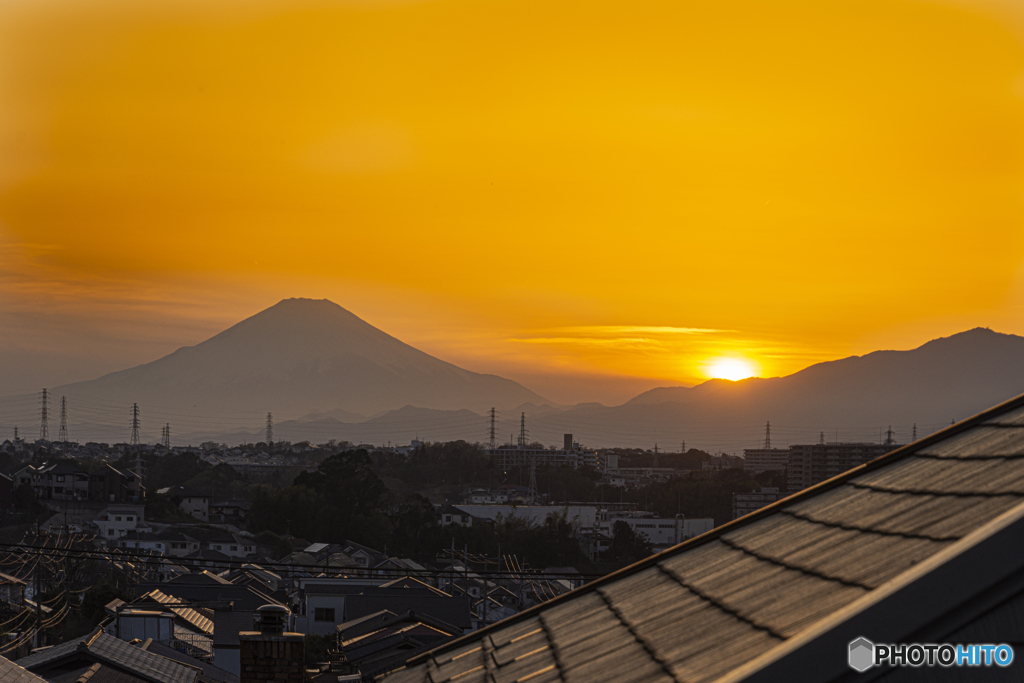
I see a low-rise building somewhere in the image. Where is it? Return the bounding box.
[94,504,145,540]
[732,486,785,520]
[599,514,714,550]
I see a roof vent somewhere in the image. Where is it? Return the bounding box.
[255,604,289,634]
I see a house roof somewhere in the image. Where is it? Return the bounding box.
[17,630,200,683]
[382,392,1024,683]
[0,654,49,683]
[136,641,238,683]
[137,590,214,634]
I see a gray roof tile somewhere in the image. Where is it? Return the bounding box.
[0,657,48,683]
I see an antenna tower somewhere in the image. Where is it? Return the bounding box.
[39,389,49,441]
[266,412,274,448]
[488,408,497,449]
[763,421,771,449]
[518,413,527,448]
[162,423,171,449]
[13,426,18,441]
[912,423,918,442]
[884,425,896,446]
[58,396,68,442]
[130,403,140,446]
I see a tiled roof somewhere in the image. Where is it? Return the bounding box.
[0,655,48,683]
[382,394,1024,683]
[140,590,214,634]
[17,631,200,683]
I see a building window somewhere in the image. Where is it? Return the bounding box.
[127,517,134,522]
[314,608,335,622]
[108,529,114,536]
[231,546,238,551]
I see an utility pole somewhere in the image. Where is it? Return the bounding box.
[39,389,49,441]
[266,412,274,450]
[58,396,68,442]
[488,408,497,449]
[764,421,771,450]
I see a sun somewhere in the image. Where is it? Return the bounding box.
[704,357,759,381]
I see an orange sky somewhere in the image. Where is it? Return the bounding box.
[2,0,1024,404]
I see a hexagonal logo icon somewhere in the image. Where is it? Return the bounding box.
[848,637,875,672]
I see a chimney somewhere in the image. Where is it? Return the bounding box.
[564,434,573,451]
[239,605,305,683]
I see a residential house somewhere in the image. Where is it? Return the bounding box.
[209,499,249,524]
[94,504,146,540]
[381,391,1024,683]
[36,461,89,501]
[15,628,202,683]
[119,531,201,557]
[0,473,11,510]
[162,486,212,522]
[334,610,463,680]
[90,463,144,503]
[0,572,25,605]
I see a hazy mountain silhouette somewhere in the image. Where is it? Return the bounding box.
[55,298,551,418]
[550,327,1024,448]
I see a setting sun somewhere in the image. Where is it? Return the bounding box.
[704,357,759,381]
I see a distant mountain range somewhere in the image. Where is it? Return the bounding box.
[43,300,1024,450]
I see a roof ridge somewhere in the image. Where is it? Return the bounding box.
[401,389,1024,668]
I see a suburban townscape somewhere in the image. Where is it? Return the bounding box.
[4,0,1024,680]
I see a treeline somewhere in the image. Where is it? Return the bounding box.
[247,449,594,569]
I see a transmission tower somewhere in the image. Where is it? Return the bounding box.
[488,408,497,449]
[162,423,171,449]
[266,412,274,448]
[130,403,140,446]
[763,421,771,449]
[518,413,527,448]
[681,440,685,454]
[528,453,538,502]
[912,423,918,442]
[884,425,896,446]
[819,431,826,445]
[39,389,49,441]
[653,443,659,468]
[58,395,68,442]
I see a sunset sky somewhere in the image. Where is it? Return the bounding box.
[3,0,1024,405]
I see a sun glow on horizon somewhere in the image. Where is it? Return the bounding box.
[704,357,760,381]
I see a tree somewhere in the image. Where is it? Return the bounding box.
[609,521,652,564]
